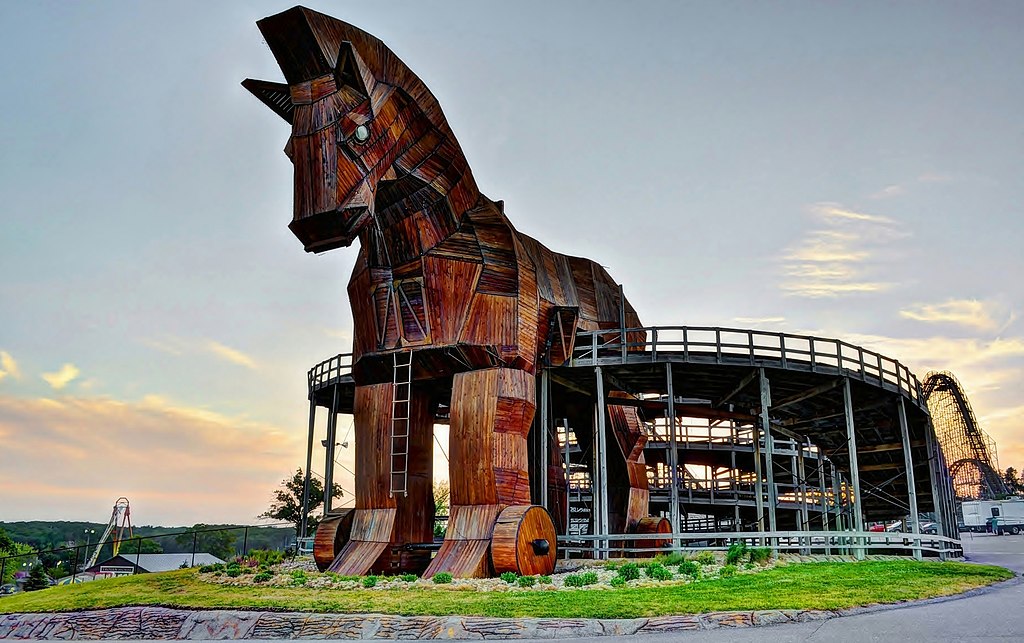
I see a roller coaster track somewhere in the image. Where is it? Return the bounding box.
[922,372,1009,500]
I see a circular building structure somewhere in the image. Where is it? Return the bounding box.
[304,325,961,562]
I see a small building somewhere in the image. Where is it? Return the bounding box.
[85,553,225,578]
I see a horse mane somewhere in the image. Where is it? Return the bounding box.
[262,6,456,141]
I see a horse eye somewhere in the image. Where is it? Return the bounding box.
[353,124,370,143]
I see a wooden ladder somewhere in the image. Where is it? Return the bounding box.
[389,351,412,497]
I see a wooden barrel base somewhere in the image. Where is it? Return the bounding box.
[490,505,557,576]
[631,516,671,556]
[313,509,354,572]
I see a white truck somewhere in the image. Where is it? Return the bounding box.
[962,498,1024,535]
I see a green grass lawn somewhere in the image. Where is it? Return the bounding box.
[0,561,1012,619]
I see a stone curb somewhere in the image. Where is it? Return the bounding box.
[0,575,1017,640]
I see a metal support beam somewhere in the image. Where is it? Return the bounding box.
[300,398,317,540]
[595,366,609,559]
[842,378,865,559]
[714,368,758,408]
[323,385,339,514]
[540,369,550,508]
[759,369,778,548]
[771,378,842,413]
[797,444,809,553]
[897,398,922,560]
[666,362,681,547]
[819,450,830,554]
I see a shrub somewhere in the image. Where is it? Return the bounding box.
[581,571,599,585]
[198,565,216,574]
[744,562,756,570]
[725,541,748,566]
[362,575,378,588]
[654,552,688,566]
[432,572,453,584]
[609,575,626,588]
[617,562,641,581]
[290,570,307,586]
[225,568,242,578]
[563,574,585,587]
[720,564,737,578]
[516,575,537,587]
[500,571,518,584]
[241,566,255,575]
[538,575,552,585]
[645,563,673,581]
[253,571,272,583]
[400,574,418,582]
[695,551,716,566]
[246,549,285,567]
[678,561,700,578]
[748,547,772,565]
[603,561,620,570]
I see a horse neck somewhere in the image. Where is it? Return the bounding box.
[361,140,480,269]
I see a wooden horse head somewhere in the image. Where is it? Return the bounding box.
[243,6,479,257]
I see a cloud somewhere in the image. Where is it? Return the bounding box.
[204,341,258,370]
[0,351,20,381]
[41,363,81,390]
[900,299,1012,332]
[869,184,906,200]
[141,335,258,370]
[781,202,908,298]
[0,393,307,524]
[733,316,786,326]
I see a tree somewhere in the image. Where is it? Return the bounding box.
[121,537,163,555]
[174,525,237,561]
[1006,468,1023,494]
[23,564,50,592]
[0,527,14,556]
[433,481,450,538]
[259,469,342,537]
[1,542,35,585]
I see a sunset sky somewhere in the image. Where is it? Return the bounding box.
[1,1,1022,525]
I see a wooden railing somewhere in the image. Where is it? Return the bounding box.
[570,326,924,408]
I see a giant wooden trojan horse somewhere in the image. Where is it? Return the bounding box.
[245,6,664,578]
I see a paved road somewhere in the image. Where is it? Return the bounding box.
[598,533,1024,643]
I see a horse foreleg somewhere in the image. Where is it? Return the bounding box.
[423,367,539,578]
[327,382,433,575]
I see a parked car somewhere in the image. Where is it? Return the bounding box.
[0,583,19,596]
[920,522,938,535]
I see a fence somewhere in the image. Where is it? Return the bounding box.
[0,523,295,587]
[559,529,962,560]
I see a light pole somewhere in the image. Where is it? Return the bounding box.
[82,528,96,569]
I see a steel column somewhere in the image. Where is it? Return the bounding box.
[323,385,339,514]
[924,417,947,560]
[797,445,809,553]
[842,378,865,558]
[300,398,317,539]
[897,398,922,560]
[595,366,609,559]
[759,369,778,547]
[666,362,681,547]
[540,369,550,508]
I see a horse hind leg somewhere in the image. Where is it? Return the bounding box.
[325,382,433,576]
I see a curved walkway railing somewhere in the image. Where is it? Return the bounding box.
[570,326,925,409]
[307,327,925,409]
[307,353,353,397]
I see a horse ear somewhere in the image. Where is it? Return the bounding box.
[335,41,370,98]
[242,79,294,123]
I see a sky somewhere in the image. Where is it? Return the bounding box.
[1,1,1022,525]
